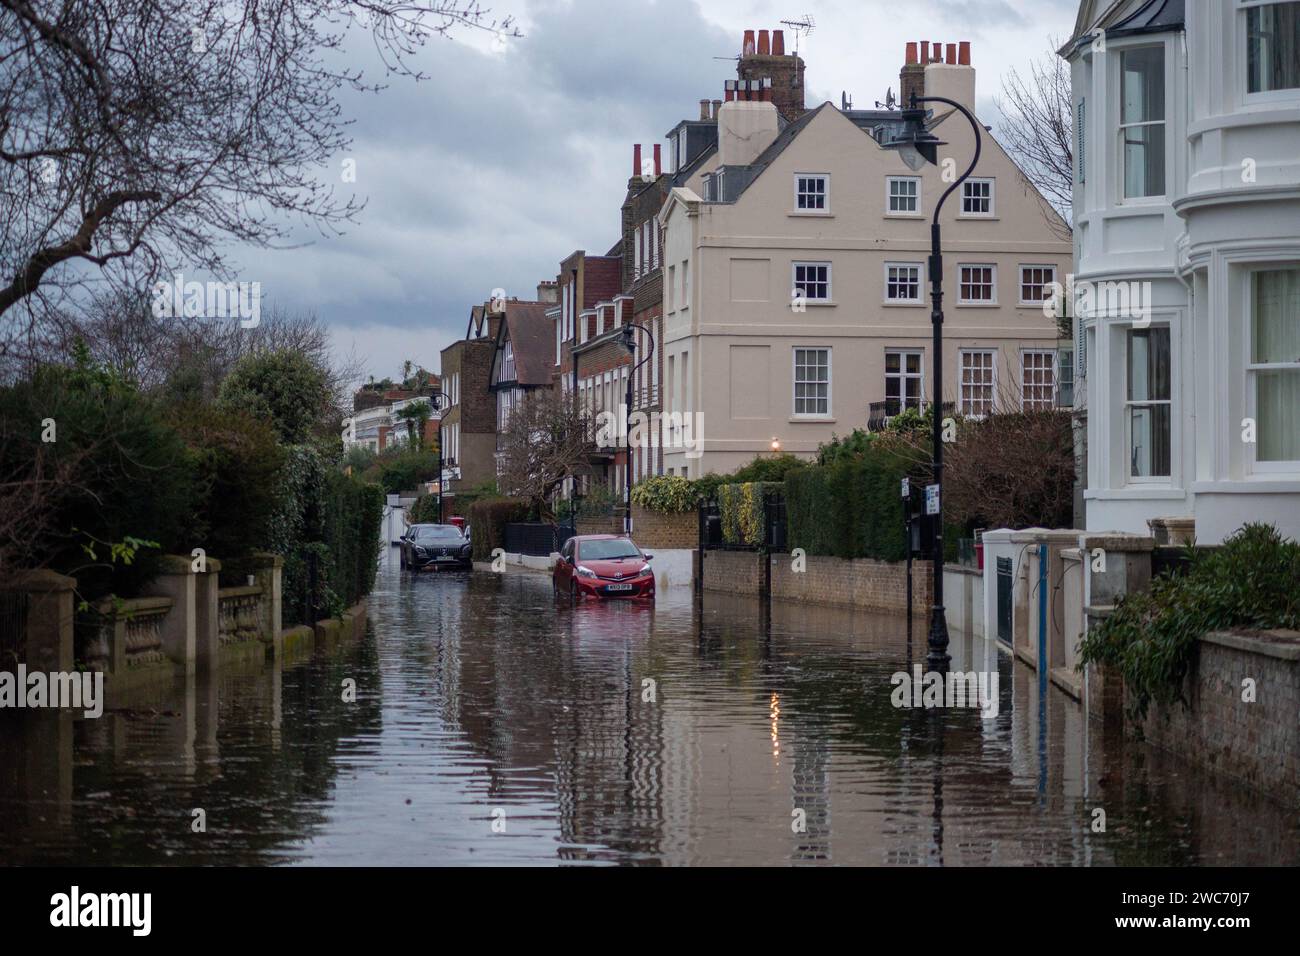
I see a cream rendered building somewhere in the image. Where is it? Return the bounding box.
[657,50,1074,477]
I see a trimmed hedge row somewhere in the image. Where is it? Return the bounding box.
[717,481,781,547]
[784,445,915,562]
[468,497,531,562]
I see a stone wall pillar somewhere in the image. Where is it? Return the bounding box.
[1079,532,1154,729]
[1148,516,1195,546]
[247,552,284,657]
[0,569,76,673]
[146,555,198,674]
[195,557,221,673]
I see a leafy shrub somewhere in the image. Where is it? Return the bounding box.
[320,471,384,610]
[1078,523,1300,721]
[259,444,383,626]
[0,349,196,600]
[467,497,530,561]
[217,348,332,445]
[169,402,286,560]
[408,493,442,524]
[631,475,699,513]
[817,429,875,465]
[942,411,1075,531]
[367,446,440,495]
[717,482,780,547]
[730,454,806,484]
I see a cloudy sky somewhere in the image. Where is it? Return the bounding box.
[245,0,1079,386]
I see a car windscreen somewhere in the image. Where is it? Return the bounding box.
[579,539,641,560]
[414,526,463,541]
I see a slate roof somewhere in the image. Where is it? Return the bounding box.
[499,301,553,387]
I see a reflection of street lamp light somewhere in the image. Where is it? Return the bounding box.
[877,93,983,675]
[619,322,656,536]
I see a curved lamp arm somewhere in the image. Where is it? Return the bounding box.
[911,94,983,226]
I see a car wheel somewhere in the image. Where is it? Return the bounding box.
[569,580,578,603]
[399,550,407,570]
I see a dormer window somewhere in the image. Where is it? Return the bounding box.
[1247,2,1300,93]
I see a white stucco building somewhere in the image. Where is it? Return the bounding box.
[1063,0,1300,542]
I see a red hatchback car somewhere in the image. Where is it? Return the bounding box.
[554,534,655,601]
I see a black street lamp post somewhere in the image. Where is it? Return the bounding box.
[619,323,656,536]
[877,93,983,674]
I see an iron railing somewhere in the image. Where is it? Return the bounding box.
[504,521,577,557]
[867,399,956,432]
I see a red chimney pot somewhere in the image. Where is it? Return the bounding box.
[632,144,641,177]
[743,29,755,56]
[906,41,918,65]
[757,29,770,55]
[933,40,941,62]
[919,41,929,63]
[653,143,661,177]
[959,41,971,65]
[946,43,957,64]
[773,30,785,55]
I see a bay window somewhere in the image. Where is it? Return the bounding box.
[1247,2,1300,94]
[1249,268,1300,464]
[1120,46,1166,199]
[1126,327,1171,478]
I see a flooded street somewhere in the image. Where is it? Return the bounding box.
[2,554,1297,866]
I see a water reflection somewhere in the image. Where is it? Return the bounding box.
[1,556,1296,865]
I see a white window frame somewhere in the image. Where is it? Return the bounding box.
[1241,1,1300,103]
[1020,349,1057,411]
[1244,264,1300,473]
[886,176,922,216]
[1018,264,1058,306]
[884,349,925,413]
[1123,326,1172,482]
[792,261,832,303]
[792,347,832,418]
[960,177,995,217]
[958,263,998,305]
[884,261,924,303]
[793,173,830,213]
[959,349,997,418]
[1116,43,1168,203]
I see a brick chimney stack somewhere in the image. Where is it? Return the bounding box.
[736,26,806,123]
[900,40,974,107]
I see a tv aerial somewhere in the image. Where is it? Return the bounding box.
[780,15,815,55]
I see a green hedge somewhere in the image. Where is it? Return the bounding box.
[468,496,530,561]
[630,475,698,513]
[264,445,384,626]
[717,481,781,547]
[408,493,441,524]
[785,444,915,562]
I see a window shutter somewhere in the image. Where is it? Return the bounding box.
[1076,99,1086,184]
[1077,314,1087,377]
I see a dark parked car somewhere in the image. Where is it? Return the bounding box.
[400,523,472,571]
[553,534,654,601]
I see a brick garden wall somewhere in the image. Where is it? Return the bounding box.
[576,515,623,536]
[701,551,932,613]
[771,555,932,614]
[1131,630,1300,805]
[702,550,764,595]
[631,505,696,550]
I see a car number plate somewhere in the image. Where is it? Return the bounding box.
[605,583,633,592]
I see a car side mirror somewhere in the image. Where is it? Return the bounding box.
[643,553,654,561]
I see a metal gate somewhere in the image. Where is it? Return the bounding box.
[996,556,1013,645]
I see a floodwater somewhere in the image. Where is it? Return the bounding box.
[1,554,1296,865]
